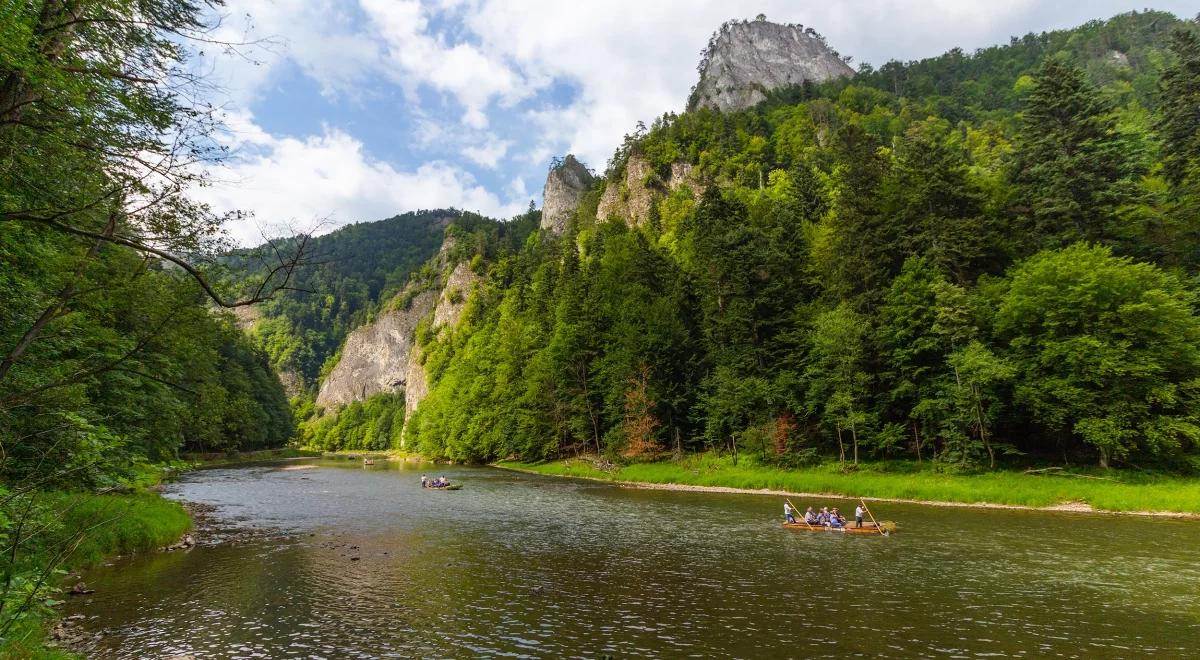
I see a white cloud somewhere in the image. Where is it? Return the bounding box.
[358,0,523,128]
[191,0,1200,245]
[462,135,512,168]
[197,116,526,245]
[204,0,382,106]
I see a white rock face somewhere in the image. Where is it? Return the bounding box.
[669,161,704,199]
[314,287,438,411]
[404,260,480,425]
[313,242,482,443]
[690,19,854,113]
[541,155,595,233]
[597,156,705,227]
[596,153,656,227]
[402,343,428,430]
[431,261,478,330]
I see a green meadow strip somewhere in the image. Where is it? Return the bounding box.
[497,456,1200,515]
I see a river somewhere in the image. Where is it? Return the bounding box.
[64,459,1200,658]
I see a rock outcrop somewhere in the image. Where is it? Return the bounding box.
[431,261,478,329]
[314,286,438,411]
[404,261,479,420]
[596,153,655,227]
[315,231,483,431]
[541,154,595,233]
[690,18,854,113]
[597,155,705,227]
[668,161,704,200]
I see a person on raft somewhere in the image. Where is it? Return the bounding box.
[784,502,797,524]
[855,504,865,528]
[829,508,846,528]
[421,474,428,488]
[804,507,818,525]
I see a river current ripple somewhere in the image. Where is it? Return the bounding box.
[65,460,1200,658]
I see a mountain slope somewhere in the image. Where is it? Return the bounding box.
[240,210,454,391]
[301,11,1200,471]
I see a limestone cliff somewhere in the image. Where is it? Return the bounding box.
[404,261,480,420]
[314,286,438,411]
[690,18,854,113]
[541,154,595,233]
[597,154,704,227]
[314,234,482,424]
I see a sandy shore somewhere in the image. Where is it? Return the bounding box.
[495,464,1200,519]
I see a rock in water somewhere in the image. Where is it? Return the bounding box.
[689,18,855,113]
[541,154,595,233]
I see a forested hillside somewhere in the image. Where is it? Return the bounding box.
[0,1,299,487]
[397,10,1200,471]
[295,209,540,450]
[0,1,301,647]
[238,210,453,387]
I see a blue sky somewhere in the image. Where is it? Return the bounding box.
[193,1,1200,245]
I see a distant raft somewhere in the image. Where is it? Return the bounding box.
[429,484,462,491]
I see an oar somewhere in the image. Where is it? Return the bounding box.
[860,498,886,536]
[786,498,813,528]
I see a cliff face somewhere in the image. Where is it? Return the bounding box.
[404,261,479,421]
[597,154,704,227]
[541,155,595,233]
[314,233,481,432]
[314,287,438,410]
[690,19,854,113]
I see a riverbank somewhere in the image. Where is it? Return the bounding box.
[496,455,1200,517]
[1,490,192,658]
[181,447,321,468]
[316,449,421,462]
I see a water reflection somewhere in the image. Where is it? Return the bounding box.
[65,459,1200,658]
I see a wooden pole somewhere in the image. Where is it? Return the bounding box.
[860,498,886,536]
[787,499,816,530]
[786,498,813,528]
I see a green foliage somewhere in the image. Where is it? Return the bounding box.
[503,456,1200,514]
[996,244,1200,467]
[242,211,452,384]
[1010,59,1145,248]
[0,224,294,487]
[0,489,190,655]
[390,10,1200,473]
[299,393,406,451]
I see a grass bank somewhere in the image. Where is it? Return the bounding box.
[497,454,1200,516]
[1,491,192,658]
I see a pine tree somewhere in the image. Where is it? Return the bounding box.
[1011,59,1142,248]
[1158,30,1200,188]
[814,123,894,307]
[1155,29,1200,267]
[884,119,990,280]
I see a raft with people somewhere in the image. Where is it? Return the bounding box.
[782,498,897,535]
[420,474,462,491]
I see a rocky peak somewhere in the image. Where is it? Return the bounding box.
[541,154,595,233]
[689,17,855,113]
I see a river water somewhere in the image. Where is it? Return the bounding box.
[65,459,1200,658]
